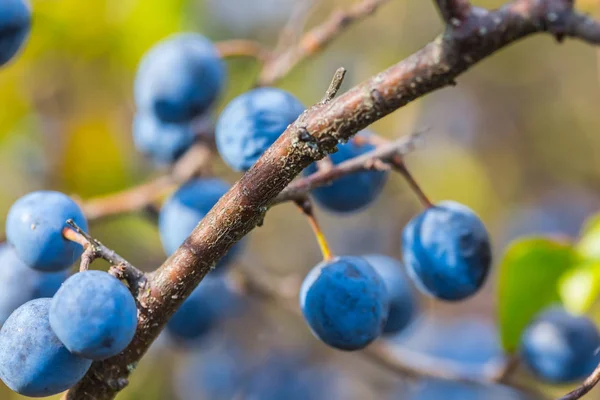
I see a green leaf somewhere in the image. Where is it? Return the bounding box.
[576,213,600,260]
[559,262,600,314]
[498,237,577,352]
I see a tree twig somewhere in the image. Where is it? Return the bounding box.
[558,361,600,400]
[258,0,392,86]
[216,39,271,61]
[321,67,347,103]
[272,0,316,56]
[273,133,422,204]
[66,1,600,398]
[82,143,212,221]
[62,220,146,295]
[354,130,434,208]
[434,0,473,26]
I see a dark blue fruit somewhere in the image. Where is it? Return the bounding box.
[134,33,226,123]
[521,307,600,383]
[0,243,67,325]
[0,0,31,66]
[304,134,388,213]
[300,256,389,351]
[167,276,240,344]
[50,270,138,360]
[362,254,418,335]
[174,339,250,400]
[215,87,305,171]
[402,201,491,301]
[6,191,88,272]
[159,177,244,273]
[132,112,196,165]
[0,298,92,397]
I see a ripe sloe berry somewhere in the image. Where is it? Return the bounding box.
[0,243,67,325]
[6,191,88,272]
[362,254,418,335]
[521,307,600,383]
[402,201,491,301]
[300,256,389,351]
[0,0,31,66]
[134,33,225,123]
[0,298,92,397]
[50,270,138,360]
[215,87,305,171]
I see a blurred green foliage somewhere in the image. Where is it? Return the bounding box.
[498,238,577,352]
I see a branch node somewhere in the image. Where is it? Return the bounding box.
[296,126,315,143]
[434,0,473,26]
[65,220,146,294]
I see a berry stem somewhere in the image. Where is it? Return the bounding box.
[62,226,90,248]
[354,132,433,209]
[295,198,334,261]
[392,160,434,209]
[62,226,95,272]
[62,220,147,292]
[493,354,520,383]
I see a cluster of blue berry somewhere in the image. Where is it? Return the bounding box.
[1,1,599,398]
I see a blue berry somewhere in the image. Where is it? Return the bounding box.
[0,298,92,397]
[362,254,418,335]
[134,33,226,123]
[133,112,196,165]
[0,243,67,325]
[402,201,491,301]
[50,270,138,360]
[300,256,389,351]
[0,0,31,67]
[175,339,250,400]
[520,307,600,383]
[304,135,388,213]
[6,191,88,272]
[215,87,305,171]
[166,276,240,344]
[159,177,244,273]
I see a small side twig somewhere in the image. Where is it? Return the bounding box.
[321,67,346,103]
[63,220,146,295]
[491,354,521,383]
[433,0,473,26]
[258,0,391,85]
[272,0,316,55]
[558,361,600,400]
[273,133,422,205]
[392,161,434,209]
[82,142,212,221]
[216,39,271,62]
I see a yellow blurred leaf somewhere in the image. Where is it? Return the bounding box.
[61,114,130,196]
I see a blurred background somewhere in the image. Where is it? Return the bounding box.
[2,0,600,398]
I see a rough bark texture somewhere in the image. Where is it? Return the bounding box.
[66,0,600,398]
